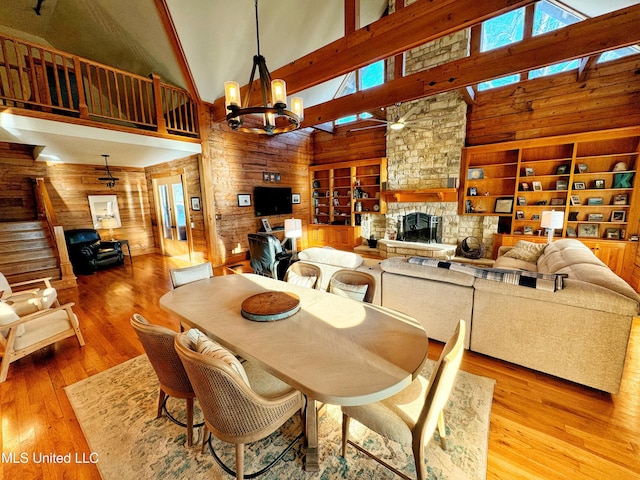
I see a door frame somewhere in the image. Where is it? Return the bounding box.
[151,171,194,261]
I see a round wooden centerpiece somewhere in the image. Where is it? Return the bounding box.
[241,291,301,322]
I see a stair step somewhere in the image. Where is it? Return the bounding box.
[1,258,59,277]
[0,220,48,233]
[0,238,52,253]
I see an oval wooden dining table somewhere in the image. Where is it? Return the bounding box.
[159,273,428,472]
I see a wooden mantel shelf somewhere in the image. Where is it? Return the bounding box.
[381,188,458,203]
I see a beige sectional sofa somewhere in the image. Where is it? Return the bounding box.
[378,239,639,393]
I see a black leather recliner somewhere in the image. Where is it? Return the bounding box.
[247,233,292,280]
[64,229,124,275]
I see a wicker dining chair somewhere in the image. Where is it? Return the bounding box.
[174,331,306,479]
[130,314,201,446]
[284,262,322,289]
[327,269,376,303]
[341,320,466,480]
[169,262,214,288]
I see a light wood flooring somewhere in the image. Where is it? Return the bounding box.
[1,254,638,479]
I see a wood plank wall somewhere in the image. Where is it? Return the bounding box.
[205,121,313,260]
[0,147,154,256]
[45,162,155,256]
[313,120,387,164]
[466,55,640,145]
[0,144,45,220]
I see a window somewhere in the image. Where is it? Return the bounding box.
[335,60,385,124]
[477,1,639,91]
[480,8,524,53]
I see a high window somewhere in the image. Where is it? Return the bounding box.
[478,0,639,91]
[335,60,384,125]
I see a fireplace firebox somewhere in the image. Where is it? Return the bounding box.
[397,212,442,244]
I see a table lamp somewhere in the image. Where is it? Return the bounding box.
[100,217,119,241]
[540,210,564,244]
[284,218,302,257]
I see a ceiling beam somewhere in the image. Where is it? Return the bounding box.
[300,3,640,127]
[210,0,536,121]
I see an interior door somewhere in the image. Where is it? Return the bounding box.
[155,175,189,257]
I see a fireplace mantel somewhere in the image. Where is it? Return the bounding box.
[381,188,458,203]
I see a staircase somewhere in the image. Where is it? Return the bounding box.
[0,221,64,285]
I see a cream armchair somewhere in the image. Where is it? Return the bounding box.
[0,301,85,382]
[0,273,59,307]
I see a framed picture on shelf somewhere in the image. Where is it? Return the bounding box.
[556,165,569,174]
[520,182,530,191]
[532,181,543,191]
[494,197,514,214]
[467,187,478,196]
[523,225,533,235]
[468,168,484,180]
[593,179,605,189]
[570,195,581,206]
[573,182,586,190]
[587,197,603,205]
[516,210,525,220]
[517,196,527,206]
[555,180,568,190]
[261,218,272,233]
[587,213,604,222]
[612,193,628,205]
[610,211,626,222]
[605,228,621,240]
[550,198,565,206]
[577,163,588,173]
[566,226,577,237]
[578,223,599,238]
[524,167,535,176]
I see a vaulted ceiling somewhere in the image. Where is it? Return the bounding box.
[0,0,638,166]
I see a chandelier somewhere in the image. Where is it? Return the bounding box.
[224,0,303,135]
[98,154,118,188]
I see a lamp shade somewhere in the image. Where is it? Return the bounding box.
[540,210,564,229]
[100,217,119,229]
[284,218,302,239]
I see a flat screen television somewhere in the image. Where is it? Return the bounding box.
[254,186,293,217]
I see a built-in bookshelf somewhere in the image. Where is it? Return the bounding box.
[459,126,640,281]
[308,158,387,249]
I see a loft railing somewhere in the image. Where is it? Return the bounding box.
[0,34,198,138]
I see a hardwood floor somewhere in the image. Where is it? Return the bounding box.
[1,254,638,479]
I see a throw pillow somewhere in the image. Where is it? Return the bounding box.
[286,270,317,288]
[329,278,368,302]
[188,329,250,386]
[503,241,547,263]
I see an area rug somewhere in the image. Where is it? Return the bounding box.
[65,355,495,480]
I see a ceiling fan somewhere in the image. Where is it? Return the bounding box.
[349,104,430,133]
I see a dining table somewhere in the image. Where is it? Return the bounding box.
[159,273,428,471]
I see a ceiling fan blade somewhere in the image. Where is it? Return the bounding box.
[349,124,387,132]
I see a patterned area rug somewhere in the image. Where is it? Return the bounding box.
[65,355,495,480]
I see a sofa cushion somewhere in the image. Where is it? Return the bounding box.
[380,257,476,287]
[536,239,606,273]
[555,263,640,304]
[503,240,547,263]
[405,256,565,292]
[298,247,363,269]
[493,255,538,272]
